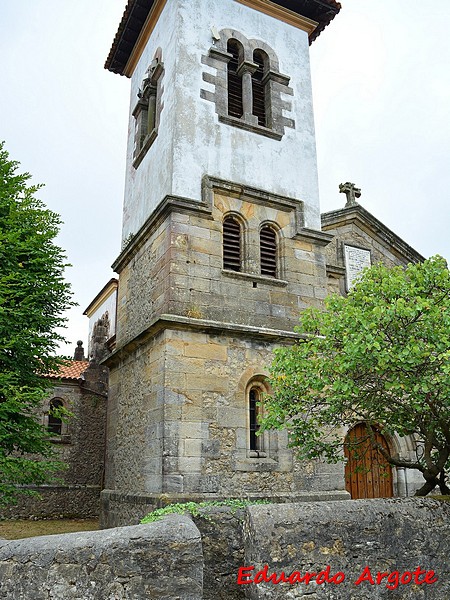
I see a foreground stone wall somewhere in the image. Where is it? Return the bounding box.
[0,514,202,600]
[1,499,449,599]
[244,498,450,599]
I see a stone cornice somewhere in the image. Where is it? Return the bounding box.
[326,264,346,278]
[103,314,305,368]
[83,278,118,317]
[113,176,313,273]
[234,0,318,36]
[112,194,213,273]
[293,227,333,247]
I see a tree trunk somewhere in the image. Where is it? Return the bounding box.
[414,477,439,496]
[438,470,450,495]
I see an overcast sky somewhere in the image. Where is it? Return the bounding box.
[1,1,449,356]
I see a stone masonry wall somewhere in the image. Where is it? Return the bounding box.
[104,325,349,503]
[0,366,107,520]
[322,205,423,297]
[243,498,450,599]
[1,500,449,599]
[0,514,202,600]
[116,191,329,350]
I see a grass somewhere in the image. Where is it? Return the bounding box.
[141,498,270,523]
[0,518,99,540]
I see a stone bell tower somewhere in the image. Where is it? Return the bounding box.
[102,0,344,525]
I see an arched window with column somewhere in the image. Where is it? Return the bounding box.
[202,30,294,140]
[132,47,164,168]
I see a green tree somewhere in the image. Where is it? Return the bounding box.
[261,256,450,496]
[0,142,74,505]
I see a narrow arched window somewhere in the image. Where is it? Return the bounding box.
[252,50,268,127]
[227,40,243,119]
[223,216,241,271]
[249,388,261,452]
[48,398,64,435]
[260,225,277,277]
[132,48,164,168]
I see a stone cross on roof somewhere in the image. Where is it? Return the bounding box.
[339,182,361,207]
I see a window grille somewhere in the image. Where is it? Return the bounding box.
[260,226,277,277]
[223,217,241,271]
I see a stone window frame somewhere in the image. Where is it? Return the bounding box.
[247,380,267,458]
[44,397,70,443]
[222,211,249,274]
[232,372,291,472]
[201,29,294,140]
[132,47,164,169]
[259,220,281,278]
[221,213,285,282]
[222,213,244,272]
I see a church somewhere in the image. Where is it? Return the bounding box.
[1,0,427,523]
[94,0,425,526]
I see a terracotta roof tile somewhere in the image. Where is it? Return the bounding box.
[45,361,89,381]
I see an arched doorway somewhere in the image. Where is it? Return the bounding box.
[344,423,393,499]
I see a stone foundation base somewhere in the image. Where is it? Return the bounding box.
[99,488,350,528]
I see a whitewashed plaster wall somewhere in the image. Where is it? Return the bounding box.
[122,0,321,240]
[122,0,178,241]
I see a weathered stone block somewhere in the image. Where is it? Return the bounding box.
[193,506,247,600]
[0,515,203,599]
[202,439,221,459]
[243,499,450,599]
[184,438,203,456]
[184,342,228,361]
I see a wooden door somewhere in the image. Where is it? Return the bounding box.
[344,423,393,499]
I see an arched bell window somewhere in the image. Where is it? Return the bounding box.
[202,30,293,140]
[260,225,277,277]
[132,48,164,168]
[223,216,242,272]
[252,50,268,127]
[227,39,244,119]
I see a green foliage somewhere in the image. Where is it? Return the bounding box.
[0,142,74,505]
[141,499,269,523]
[260,256,450,495]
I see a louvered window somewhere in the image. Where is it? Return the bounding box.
[223,217,241,272]
[252,50,267,127]
[260,226,277,277]
[227,40,243,119]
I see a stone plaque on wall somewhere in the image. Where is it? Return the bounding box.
[344,244,371,290]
